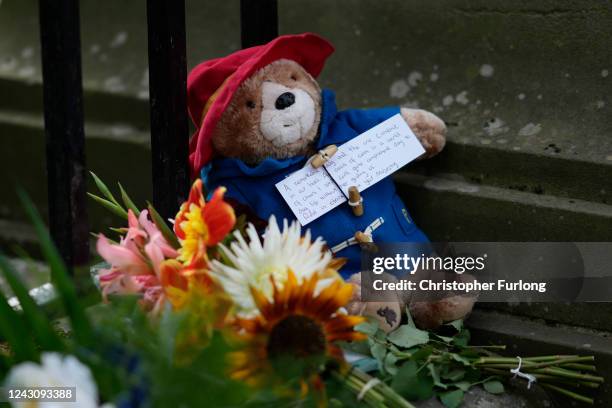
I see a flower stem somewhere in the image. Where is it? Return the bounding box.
[561,363,597,372]
[338,368,416,408]
[533,367,604,383]
[541,383,594,405]
[464,345,507,350]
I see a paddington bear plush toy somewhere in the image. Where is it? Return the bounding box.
[187,33,475,331]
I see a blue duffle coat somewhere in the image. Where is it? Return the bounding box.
[204,89,429,278]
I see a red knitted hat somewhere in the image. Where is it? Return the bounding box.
[187,33,334,176]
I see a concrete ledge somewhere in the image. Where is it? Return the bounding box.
[395,172,612,332]
[0,109,152,238]
[478,303,612,333]
[410,141,612,205]
[467,309,612,407]
[394,172,612,241]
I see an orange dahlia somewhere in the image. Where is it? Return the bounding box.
[174,179,235,266]
[228,271,365,390]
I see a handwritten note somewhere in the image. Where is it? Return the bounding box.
[275,114,425,225]
[275,165,345,225]
[324,114,425,196]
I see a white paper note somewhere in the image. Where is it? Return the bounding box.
[275,165,346,225]
[275,114,425,225]
[324,114,425,196]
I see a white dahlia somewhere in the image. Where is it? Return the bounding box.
[4,352,113,408]
[210,216,341,315]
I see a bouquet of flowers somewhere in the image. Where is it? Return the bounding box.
[0,175,602,407]
[0,176,413,407]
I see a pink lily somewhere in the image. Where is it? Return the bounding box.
[96,209,179,306]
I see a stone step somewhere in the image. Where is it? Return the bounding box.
[410,140,612,205]
[0,77,150,128]
[394,172,612,242]
[0,108,152,239]
[477,303,612,333]
[1,98,609,237]
[394,172,612,332]
[467,309,612,407]
[3,69,610,208]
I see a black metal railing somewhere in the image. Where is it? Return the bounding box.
[38,0,89,271]
[146,0,190,222]
[38,0,278,276]
[240,0,278,48]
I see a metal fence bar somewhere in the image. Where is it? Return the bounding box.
[146,0,190,221]
[38,0,89,271]
[240,0,279,48]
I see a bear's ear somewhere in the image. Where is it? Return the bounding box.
[256,59,321,93]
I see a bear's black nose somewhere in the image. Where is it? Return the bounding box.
[275,92,295,110]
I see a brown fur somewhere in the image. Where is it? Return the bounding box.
[211,59,322,165]
[400,108,447,159]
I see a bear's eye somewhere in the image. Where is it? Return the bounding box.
[246,100,256,109]
[290,74,297,81]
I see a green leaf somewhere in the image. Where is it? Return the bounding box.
[392,360,434,401]
[384,352,399,376]
[440,389,464,408]
[118,183,141,217]
[463,366,483,383]
[352,357,379,373]
[410,345,434,362]
[373,327,388,342]
[370,342,387,365]
[452,328,470,347]
[0,255,63,351]
[447,319,463,332]
[158,304,183,363]
[442,368,466,382]
[458,348,481,359]
[355,321,378,336]
[0,289,38,362]
[483,380,505,394]
[452,381,471,391]
[433,333,454,343]
[428,363,447,389]
[147,202,180,249]
[329,398,343,408]
[90,171,121,206]
[405,304,417,328]
[450,353,471,366]
[88,193,128,219]
[18,190,94,346]
[388,325,429,349]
